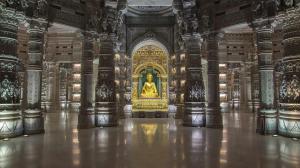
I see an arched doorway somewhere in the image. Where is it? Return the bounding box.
[131,41,169,117]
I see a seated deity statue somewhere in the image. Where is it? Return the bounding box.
[140,73,159,98]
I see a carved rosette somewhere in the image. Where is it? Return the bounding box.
[279,8,300,138]
[95,34,117,127]
[0,7,23,138]
[183,35,206,127]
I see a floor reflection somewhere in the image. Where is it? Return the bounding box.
[0,113,300,168]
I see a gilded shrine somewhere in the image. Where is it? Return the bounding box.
[132,45,168,113]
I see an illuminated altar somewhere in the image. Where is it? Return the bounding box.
[132,45,168,113]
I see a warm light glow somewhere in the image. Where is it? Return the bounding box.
[115,67,120,73]
[220,93,227,97]
[73,64,81,68]
[73,74,80,78]
[180,53,185,60]
[73,94,80,97]
[181,80,186,86]
[171,55,176,60]
[73,84,80,88]
[220,84,226,87]
[115,53,120,61]
[115,80,120,86]
[219,64,226,67]
[180,67,185,73]
[219,74,226,77]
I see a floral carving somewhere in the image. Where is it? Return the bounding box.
[0,76,20,103]
[0,62,16,72]
[280,75,300,103]
[188,81,205,102]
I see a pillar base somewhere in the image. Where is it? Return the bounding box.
[183,102,205,127]
[23,109,44,135]
[256,109,277,135]
[95,102,118,127]
[206,107,223,129]
[0,109,23,139]
[78,107,95,129]
[278,105,300,138]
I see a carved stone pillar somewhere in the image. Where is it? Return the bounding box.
[0,8,23,138]
[78,32,95,129]
[232,69,241,110]
[206,33,223,128]
[251,45,260,113]
[279,9,300,138]
[23,18,46,134]
[95,34,117,127]
[183,35,206,127]
[123,56,132,118]
[255,23,277,134]
[244,63,253,112]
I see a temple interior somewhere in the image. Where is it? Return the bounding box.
[1,0,300,168]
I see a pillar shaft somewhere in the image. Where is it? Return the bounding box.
[279,9,300,138]
[95,34,117,127]
[0,8,23,138]
[78,32,95,128]
[24,18,46,134]
[206,33,223,128]
[255,25,277,134]
[251,50,260,113]
[183,35,206,127]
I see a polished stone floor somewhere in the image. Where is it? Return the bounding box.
[1,112,300,168]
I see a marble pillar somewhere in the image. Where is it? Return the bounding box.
[183,35,206,127]
[95,34,117,127]
[23,18,46,134]
[251,48,260,113]
[255,24,277,134]
[232,70,240,110]
[206,33,223,128]
[245,64,254,112]
[175,51,183,119]
[78,32,95,129]
[0,8,23,138]
[278,9,300,138]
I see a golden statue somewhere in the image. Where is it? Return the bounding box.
[141,73,159,98]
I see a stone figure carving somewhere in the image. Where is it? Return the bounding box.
[0,76,20,102]
[252,1,265,18]
[283,0,294,7]
[4,0,28,9]
[36,0,48,17]
[141,73,159,98]
[97,83,113,101]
